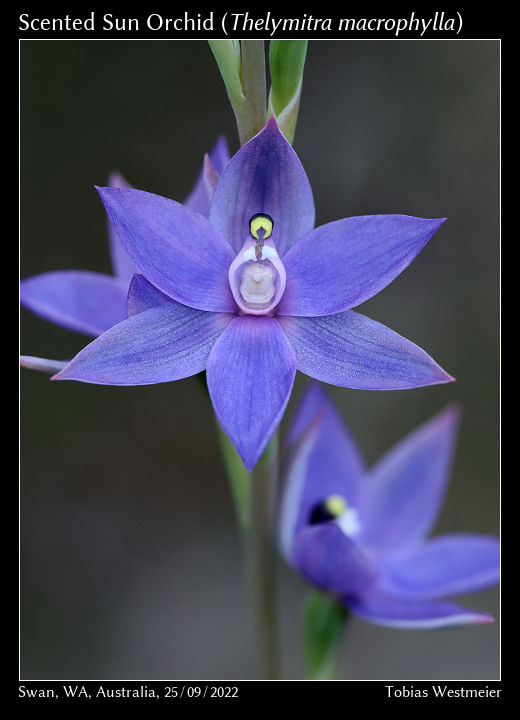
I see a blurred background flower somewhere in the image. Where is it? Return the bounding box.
[20,40,499,679]
[280,384,499,630]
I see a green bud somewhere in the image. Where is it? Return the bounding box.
[268,40,308,144]
[269,40,307,114]
[208,40,244,108]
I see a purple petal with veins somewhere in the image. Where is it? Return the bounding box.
[279,311,453,390]
[107,171,138,284]
[20,271,128,337]
[278,215,446,316]
[207,315,296,471]
[345,593,494,629]
[293,523,378,596]
[54,304,233,385]
[109,137,229,283]
[97,186,236,313]
[184,135,230,218]
[203,153,220,201]
[377,534,500,599]
[126,274,171,317]
[358,405,460,554]
[209,116,315,256]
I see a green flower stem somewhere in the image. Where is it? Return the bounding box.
[237,41,267,146]
[214,420,250,532]
[302,590,349,680]
[198,375,280,677]
[247,435,281,679]
[196,373,251,531]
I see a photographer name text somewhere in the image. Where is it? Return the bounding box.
[386,684,501,699]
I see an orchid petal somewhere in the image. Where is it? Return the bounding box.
[126,274,171,317]
[378,534,500,599]
[280,385,365,560]
[53,304,232,385]
[278,215,445,316]
[208,134,231,175]
[20,271,128,337]
[206,316,296,471]
[20,356,69,374]
[358,406,460,555]
[293,523,378,595]
[278,311,453,390]
[106,138,230,282]
[97,187,236,313]
[184,135,230,217]
[346,592,494,628]
[280,412,323,563]
[209,116,315,256]
[107,171,138,284]
[202,153,219,200]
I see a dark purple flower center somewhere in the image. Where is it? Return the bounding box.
[309,495,361,537]
[310,495,347,524]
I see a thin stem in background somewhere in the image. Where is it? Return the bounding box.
[198,376,281,677]
[247,436,281,679]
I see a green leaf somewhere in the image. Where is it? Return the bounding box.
[302,590,347,679]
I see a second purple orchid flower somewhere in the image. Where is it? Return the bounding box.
[21,117,453,471]
[281,385,499,628]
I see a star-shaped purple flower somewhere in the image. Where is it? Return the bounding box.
[280,384,500,628]
[22,118,452,471]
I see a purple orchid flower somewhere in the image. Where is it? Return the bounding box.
[280,384,500,628]
[20,136,230,368]
[22,117,453,471]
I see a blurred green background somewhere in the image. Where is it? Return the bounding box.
[20,40,499,679]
